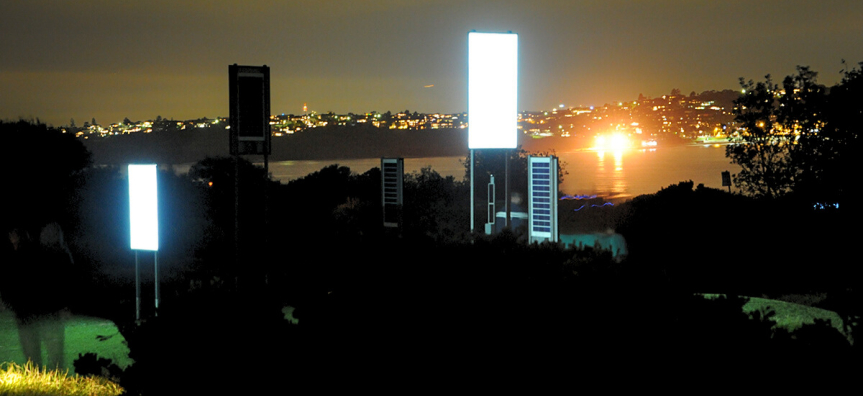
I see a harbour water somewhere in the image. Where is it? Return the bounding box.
[253,143,738,199]
[557,143,738,198]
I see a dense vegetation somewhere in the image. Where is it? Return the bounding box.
[3,63,861,392]
[46,158,863,391]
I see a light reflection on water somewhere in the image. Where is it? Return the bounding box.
[172,145,737,199]
[591,150,628,197]
[559,144,736,198]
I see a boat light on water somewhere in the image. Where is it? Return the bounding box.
[594,133,632,151]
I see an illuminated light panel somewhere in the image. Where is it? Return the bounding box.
[129,164,159,251]
[528,156,558,243]
[468,32,518,149]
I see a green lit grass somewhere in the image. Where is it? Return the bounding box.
[0,310,133,375]
[699,293,853,344]
[0,361,123,396]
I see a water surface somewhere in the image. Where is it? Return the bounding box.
[174,144,737,198]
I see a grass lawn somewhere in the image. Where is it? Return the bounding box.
[0,361,124,396]
[1,296,851,378]
[0,309,133,375]
[700,293,854,344]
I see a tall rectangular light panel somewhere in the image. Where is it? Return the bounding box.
[229,64,271,155]
[468,32,518,149]
[129,164,159,251]
[381,158,404,228]
[528,156,558,244]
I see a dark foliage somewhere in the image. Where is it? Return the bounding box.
[729,62,863,209]
[0,119,91,231]
[5,120,855,387]
[187,156,275,285]
[615,180,855,296]
[73,352,124,383]
[315,233,853,376]
[112,287,298,394]
[402,166,470,242]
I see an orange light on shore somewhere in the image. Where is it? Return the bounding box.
[594,133,632,151]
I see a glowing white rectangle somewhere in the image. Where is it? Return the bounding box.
[129,164,159,251]
[468,32,518,149]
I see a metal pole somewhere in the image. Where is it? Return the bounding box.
[234,155,240,291]
[505,149,511,228]
[470,149,475,233]
[264,153,269,287]
[154,252,159,317]
[135,250,140,321]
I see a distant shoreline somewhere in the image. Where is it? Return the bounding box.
[81,126,586,166]
[82,126,468,165]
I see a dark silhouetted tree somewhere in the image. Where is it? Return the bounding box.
[187,156,275,284]
[728,63,862,204]
[403,166,469,241]
[726,72,807,198]
[0,119,92,229]
[793,62,863,210]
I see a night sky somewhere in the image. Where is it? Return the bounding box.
[2,0,861,127]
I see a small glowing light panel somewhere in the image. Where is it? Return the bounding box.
[381,157,404,228]
[129,164,159,251]
[468,32,518,149]
[528,156,558,244]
